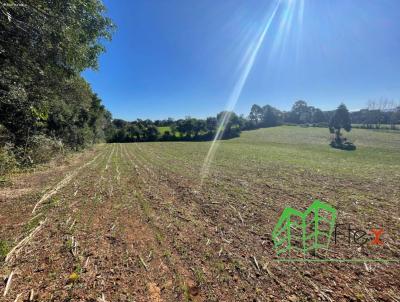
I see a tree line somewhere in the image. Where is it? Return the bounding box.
[107,112,244,143]
[0,0,114,172]
[351,99,400,129]
[248,101,326,128]
[247,100,400,130]
[108,99,400,144]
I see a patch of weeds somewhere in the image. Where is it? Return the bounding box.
[126,296,136,302]
[0,240,11,261]
[175,242,187,256]
[214,261,225,273]
[232,259,244,272]
[136,192,147,209]
[24,213,43,233]
[0,176,11,187]
[66,237,74,251]
[181,283,190,302]
[155,231,164,244]
[48,271,57,280]
[74,262,83,274]
[204,251,212,260]
[113,202,125,210]
[66,218,78,235]
[163,249,172,259]
[193,267,205,285]
[41,196,61,211]
[175,275,191,302]
[50,196,60,205]
[0,147,17,176]
[163,249,173,265]
[137,194,152,221]
[92,195,102,204]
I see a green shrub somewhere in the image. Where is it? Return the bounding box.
[330,140,356,151]
[23,135,65,165]
[0,145,17,176]
[0,240,11,261]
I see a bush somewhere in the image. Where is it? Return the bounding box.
[0,240,11,261]
[330,140,356,151]
[22,135,65,165]
[0,145,17,176]
[312,122,329,128]
[161,131,176,141]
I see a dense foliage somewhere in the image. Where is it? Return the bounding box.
[248,100,328,129]
[108,99,400,144]
[107,112,245,143]
[0,0,114,170]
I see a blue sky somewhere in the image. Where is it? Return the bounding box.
[83,0,400,121]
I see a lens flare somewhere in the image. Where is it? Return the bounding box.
[200,1,280,185]
[200,0,304,185]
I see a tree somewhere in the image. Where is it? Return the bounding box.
[170,123,178,136]
[249,104,263,125]
[216,111,242,139]
[312,109,326,123]
[113,128,127,143]
[144,125,159,141]
[126,124,142,141]
[193,119,206,137]
[261,105,281,127]
[329,104,352,143]
[0,0,114,157]
[205,117,217,133]
[366,100,386,128]
[182,118,195,138]
[176,120,186,137]
[288,100,310,124]
[112,119,128,129]
[390,106,400,128]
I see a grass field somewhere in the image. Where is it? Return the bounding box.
[0,126,399,301]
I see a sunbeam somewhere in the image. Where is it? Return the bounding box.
[200,0,304,185]
[200,1,281,185]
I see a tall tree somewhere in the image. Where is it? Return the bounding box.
[329,103,352,141]
[261,105,279,127]
[312,108,326,123]
[288,100,309,123]
[249,104,263,125]
[205,117,217,133]
[0,0,114,149]
[193,119,206,137]
[217,111,242,138]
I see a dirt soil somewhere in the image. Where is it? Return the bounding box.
[0,144,399,302]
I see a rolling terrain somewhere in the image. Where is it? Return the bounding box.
[1,126,399,301]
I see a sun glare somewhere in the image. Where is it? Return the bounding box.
[200,0,305,184]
